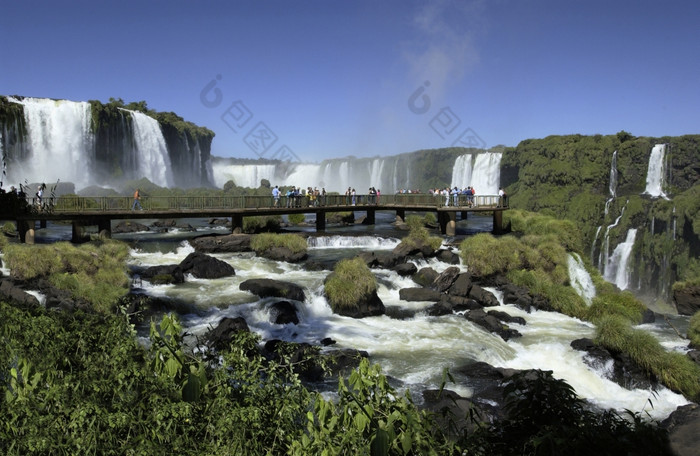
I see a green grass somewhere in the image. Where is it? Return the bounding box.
[2,240,131,313]
[586,291,647,324]
[508,268,588,319]
[243,215,282,233]
[689,311,700,348]
[399,215,443,251]
[595,315,700,400]
[324,257,377,312]
[287,213,306,225]
[250,233,308,255]
[460,233,524,276]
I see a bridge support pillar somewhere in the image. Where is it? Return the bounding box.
[396,209,405,222]
[445,212,456,236]
[40,219,47,229]
[316,210,326,232]
[492,210,504,235]
[17,220,33,244]
[365,209,375,225]
[97,218,111,239]
[231,214,243,234]
[461,211,468,220]
[72,221,89,243]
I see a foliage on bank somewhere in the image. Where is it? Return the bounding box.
[2,240,130,312]
[399,215,443,251]
[324,257,377,312]
[250,232,308,255]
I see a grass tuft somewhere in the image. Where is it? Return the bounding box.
[324,257,377,312]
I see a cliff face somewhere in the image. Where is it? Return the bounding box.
[501,133,700,309]
[0,96,215,189]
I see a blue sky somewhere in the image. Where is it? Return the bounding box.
[3,0,699,162]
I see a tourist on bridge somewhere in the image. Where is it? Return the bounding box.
[272,185,280,207]
[131,188,143,210]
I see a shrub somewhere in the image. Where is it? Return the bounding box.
[689,311,700,348]
[324,257,376,312]
[399,215,443,252]
[287,213,306,225]
[508,269,588,319]
[2,244,64,279]
[2,221,16,235]
[243,215,281,233]
[251,233,308,255]
[460,233,523,276]
[586,291,647,324]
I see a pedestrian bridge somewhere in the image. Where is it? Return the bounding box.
[13,193,509,243]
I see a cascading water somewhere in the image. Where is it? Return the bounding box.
[644,144,668,198]
[598,201,627,276]
[604,228,637,290]
[567,253,596,304]
[7,97,94,188]
[212,163,277,188]
[126,110,175,187]
[604,151,618,216]
[450,152,502,194]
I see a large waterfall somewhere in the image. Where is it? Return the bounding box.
[450,152,502,194]
[1,96,212,190]
[126,110,175,188]
[644,144,667,198]
[7,97,94,188]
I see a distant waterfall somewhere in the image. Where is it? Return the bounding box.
[604,229,637,290]
[450,152,502,194]
[598,200,627,277]
[604,151,618,216]
[8,97,94,188]
[212,163,277,188]
[644,144,667,198]
[127,110,175,187]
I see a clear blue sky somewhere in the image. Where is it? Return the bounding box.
[3,0,699,162]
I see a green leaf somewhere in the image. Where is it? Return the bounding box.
[370,428,389,456]
[182,372,201,402]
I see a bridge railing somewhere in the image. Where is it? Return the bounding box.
[38,194,505,212]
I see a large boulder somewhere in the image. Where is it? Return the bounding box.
[257,246,308,263]
[399,287,443,302]
[206,316,250,351]
[268,300,299,325]
[113,221,149,233]
[412,267,439,287]
[240,278,306,302]
[469,284,500,307]
[447,273,472,297]
[357,251,405,269]
[139,264,185,284]
[673,285,700,316]
[392,262,418,277]
[436,249,460,265]
[0,278,41,308]
[434,266,461,292]
[661,403,700,456]
[190,233,252,253]
[179,252,236,279]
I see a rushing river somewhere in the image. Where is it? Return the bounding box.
[15,213,692,421]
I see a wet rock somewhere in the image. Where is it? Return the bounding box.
[436,249,460,265]
[412,267,438,287]
[139,264,185,284]
[661,403,700,456]
[399,287,443,302]
[673,285,700,316]
[392,262,418,277]
[434,266,461,292]
[240,278,306,302]
[487,310,526,326]
[358,251,405,269]
[466,308,521,341]
[113,221,149,233]
[268,300,299,325]
[190,233,252,253]
[0,278,41,308]
[179,252,236,279]
[469,284,500,307]
[447,273,472,297]
[257,246,308,263]
[207,316,250,351]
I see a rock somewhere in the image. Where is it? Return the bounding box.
[434,266,461,292]
[357,251,405,269]
[320,337,336,346]
[687,349,700,365]
[206,316,250,351]
[268,301,299,325]
[324,348,369,377]
[392,238,439,259]
[421,389,496,437]
[487,310,526,326]
[179,252,236,279]
[0,278,41,308]
[140,264,185,284]
[466,308,521,341]
[190,233,252,253]
[240,278,306,302]
[208,218,230,226]
[113,221,149,233]
[673,285,700,316]
[152,219,177,227]
[412,267,439,287]
[257,246,308,263]
[468,284,500,307]
[392,262,418,277]
[447,273,472,297]
[661,403,700,456]
[436,249,460,265]
[399,287,443,302]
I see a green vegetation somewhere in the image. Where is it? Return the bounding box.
[250,233,308,255]
[324,257,377,312]
[400,214,443,251]
[243,215,282,233]
[0,300,670,454]
[587,291,647,324]
[595,315,700,400]
[287,212,306,225]
[2,240,130,313]
[689,311,700,348]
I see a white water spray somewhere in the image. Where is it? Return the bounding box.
[450,153,502,194]
[644,144,668,198]
[604,229,637,290]
[567,253,596,304]
[126,110,175,187]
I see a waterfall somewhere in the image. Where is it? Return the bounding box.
[598,201,627,276]
[450,152,502,194]
[307,235,400,249]
[567,253,596,304]
[212,163,277,188]
[8,97,94,188]
[126,110,175,187]
[643,144,667,198]
[604,151,618,216]
[604,228,637,290]
[590,225,602,263]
